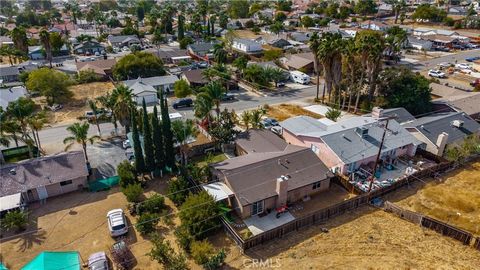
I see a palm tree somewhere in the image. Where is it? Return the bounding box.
[28,111,48,152]
[317,32,343,104]
[7,97,35,157]
[111,85,134,133]
[63,122,100,163]
[87,99,101,135]
[213,43,227,64]
[240,111,251,130]
[171,119,198,165]
[39,29,53,68]
[97,92,118,135]
[309,32,322,101]
[264,66,285,88]
[10,27,28,55]
[385,26,407,63]
[203,81,225,118]
[249,108,265,129]
[194,92,214,123]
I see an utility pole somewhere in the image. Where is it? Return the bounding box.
[367,117,394,192]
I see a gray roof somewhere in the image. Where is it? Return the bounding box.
[0,151,88,197]
[404,112,480,145]
[129,81,157,95]
[123,75,179,88]
[236,129,287,154]
[187,42,215,53]
[107,35,139,43]
[364,108,415,124]
[281,116,421,164]
[0,66,19,77]
[212,145,332,206]
[234,38,260,47]
[433,93,480,117]
[0,86,28,109]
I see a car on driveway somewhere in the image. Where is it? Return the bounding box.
[261,117,280,128]
[428,70,446,78]
[466,56,480,62]
[107,209,128,237]
[455,63,472,70]
[88,252,109,270]
[437,62,452,69]
[172,98,193,109]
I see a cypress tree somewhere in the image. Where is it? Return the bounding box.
[152,105,165,169]
[142,98,155,172]
[178,14,185,41]
[207,18,211,36]
[131,110,146,174]
[159,90,175,170]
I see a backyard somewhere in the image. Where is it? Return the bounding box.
[265,103,322,121]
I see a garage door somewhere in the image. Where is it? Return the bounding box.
[137,94,157,105]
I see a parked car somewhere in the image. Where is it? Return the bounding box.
[88,252,109,270]
[197,62,208,68]
[111,240,134,270]
[452,44,465,50]
[85,109,112,120]
[465,43,479,49]
[470,79,480,87]
[107,209,128,237]
[434,46,450,52]
[172,98,193,109]
[465,56,480,62]
[437,62,452,69]
[455,63,472,70]
[122,139,131,149]
[277,81,286,87]
[47,104,63,111]
[261,117,279,128]
[221,93,235,101]
[428,69,446,78]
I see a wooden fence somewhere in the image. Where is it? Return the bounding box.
[383,201,423,225]
[421,216,473,245]
[474,238,480,251]
[221,160,455,251]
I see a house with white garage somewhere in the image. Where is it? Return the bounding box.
[127,80,159,105]
[123,75,179,95]
[232,39,263,53]
[0,151,88,209]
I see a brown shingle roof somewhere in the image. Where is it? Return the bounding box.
[182,69,208,84]
[76,59,116,75]
[212,145,332,206]
[0,151,88,197]
[236,129,287,153]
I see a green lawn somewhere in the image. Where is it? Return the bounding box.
[191,152,227,167]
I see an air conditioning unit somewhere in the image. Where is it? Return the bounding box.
[452,120,464,128]
[355,126,369,138]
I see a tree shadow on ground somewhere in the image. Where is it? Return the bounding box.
[14,230,47,252]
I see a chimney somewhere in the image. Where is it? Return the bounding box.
[372,107,384,119]
[276,176,288,207]
[436,132,449,156]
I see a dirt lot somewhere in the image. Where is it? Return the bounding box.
[35,82,115,126]
[223,206,480,269]
[0,177,203,270]
[394,160,480,235]
[266,103,322,121]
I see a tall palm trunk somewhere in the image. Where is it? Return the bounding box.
[321,84,326,104]
[94,117,101,135]
[35,129,42,152]
[347,89,353,112]
[82,142,89,162]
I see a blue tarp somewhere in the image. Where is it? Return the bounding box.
[21,251,80,270]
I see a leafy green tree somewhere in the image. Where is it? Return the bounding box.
[138,194,165,214]
[77,69,101,83]
[191,240,215,265]
[122,183,143,202]
[269,21,284,34]
[117,160,137,188]
[354,0,378,16]
[233,56,248,72]
[376,67,432,115]
[26,68,72,105]
[136,212,158,235]
[49,32,64,57]
[174,79,192,98]
[1,210,28,232]
[325,107,342,121]
[412,4,447,22]
[142,99,155,172]
[301,16,315,28]
[160,90,175,170]
[167,176,190,205]
[149,233,189,270]
[179,191,220,239]
[275,12,287,22]
[152,106,165,170]
[228,0,250,18]
[63,122,100,163]
[264,66,286,87]
[111,85,134,132]
[179,36,194,49]
[263,49,282,61]
[113,52,166,80]
[131,110,146,173]
[277,0,292,11]
[203,249,227,270]
[209,109,239,145]
[177,13,185,40]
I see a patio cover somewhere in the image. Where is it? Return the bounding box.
[202,182,234,202]
[21,251,80,270]
[0,193,22,212]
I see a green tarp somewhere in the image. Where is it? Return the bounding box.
[21,251,80,270]
[89,176,119,192]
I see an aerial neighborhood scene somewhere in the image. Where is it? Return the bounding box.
[1,0,480,269]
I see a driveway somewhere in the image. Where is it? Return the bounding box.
[87,137,127,179]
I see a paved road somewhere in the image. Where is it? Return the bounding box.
[416,49,480,70]
[37,84,321,151]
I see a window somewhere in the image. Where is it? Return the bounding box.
[60,180,73,186]
[251,200,264,215]
[312,181,322,190]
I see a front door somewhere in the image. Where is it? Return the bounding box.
[251,200,264,216]
[36,186,48,200]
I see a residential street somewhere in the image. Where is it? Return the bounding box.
[416,49,480,70]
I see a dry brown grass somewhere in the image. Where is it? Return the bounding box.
[398,160,480,235]
[34,82,115,126]
[266,103,322,121]
[233,29,265,39]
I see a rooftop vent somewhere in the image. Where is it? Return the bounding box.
[9,168,16,175]
[452,120,464,128]
[355,126,369,138]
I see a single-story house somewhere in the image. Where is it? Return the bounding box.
[153,48,190,64]
[267,38,291,49]
[288,32,311,43]
[283,52,315,73]
[432,93,480,121]
[0,86,28,109]
[128,80,159,105]
[123,75,179,95]
[76,59,117,79]
[72,41,105,55]
[28,46,44,60]
[360,20,390,32]
[423,34,461,49]
[365,107,416,124]
[407,36,433,51]
[232,39,263,53]
[210,129,333,218]
[181,69,208,88]
[254,8,276,20]
[107,35,141,48]
[187,42,216,60]
[0,151,88,204]
[280,107,421,175]
[403,112,480,156]
[0,66,19,83]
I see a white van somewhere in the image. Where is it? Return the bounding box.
[290,71,310,84]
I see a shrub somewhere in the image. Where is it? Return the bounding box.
[149,233,189,269]
[117,160,137,188]
[76,69,101,83]
[204,249,227,270]
[122,183,143,202]
[191,240,215,265]
[1,210,28,232]
[175,225,195,252]
[167,176,191,205]
[135,212,158,235]
[138,194,165,214]
[179,191,220,239]
[325,107,342,122]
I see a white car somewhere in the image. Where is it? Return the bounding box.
[107,209,128,237]
[455,63,472,70]
[437,62,452,69]
[88,252,109,270]
[122,139,131,149]
[428,69,446,78]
